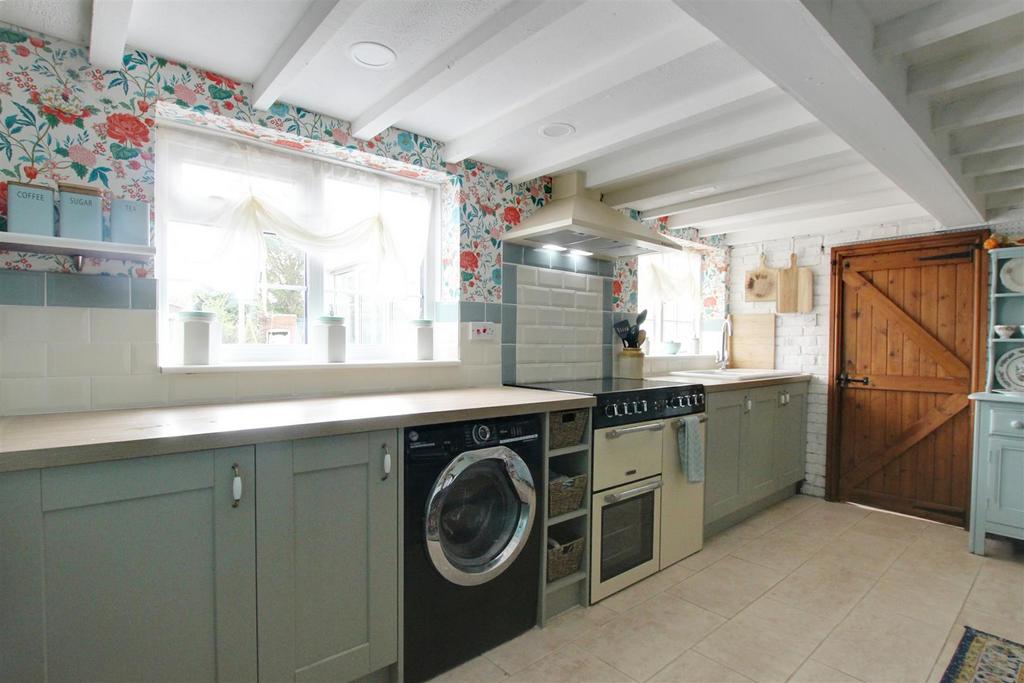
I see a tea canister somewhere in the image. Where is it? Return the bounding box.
[111,199,151,245]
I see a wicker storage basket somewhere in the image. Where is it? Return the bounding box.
[546,533,585,583]
[549,409,588,450]
[548,472,587,518]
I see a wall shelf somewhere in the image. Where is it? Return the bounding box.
[544,571,587,594]
[0,232,154,270]
[547,443,591,458]
[547,508,588,527]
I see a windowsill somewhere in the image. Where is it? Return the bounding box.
[644,353,717,359]
[160,359,462,374]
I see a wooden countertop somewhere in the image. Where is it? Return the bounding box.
[0,387,595,473]
[647,373,813,392]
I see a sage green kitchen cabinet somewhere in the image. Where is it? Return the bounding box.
[0,448,258,683]
[772,383,808,489]
[704,381,809,529]
[256,430,399,682]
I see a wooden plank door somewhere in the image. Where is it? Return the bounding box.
[827,231,987,526]
[256,430,399,683]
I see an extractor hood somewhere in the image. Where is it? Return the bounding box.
[504,172,683,260]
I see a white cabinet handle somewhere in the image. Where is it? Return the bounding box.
[1012,420,1023,430]
[745,397,752,413]
[382,445,392,480]
[231,463,242,508]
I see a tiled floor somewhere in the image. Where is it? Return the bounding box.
[431,496,1024,683]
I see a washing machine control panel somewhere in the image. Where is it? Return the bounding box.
[406,415,541,458]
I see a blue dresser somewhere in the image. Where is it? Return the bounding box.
[969,393,1024,554]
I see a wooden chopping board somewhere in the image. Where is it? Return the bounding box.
[776,253,799,313]
[728,313,775,369]
[744,254,776,302]
[797,267,814,313]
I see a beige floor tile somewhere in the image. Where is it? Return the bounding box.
[917,521,969,549]
[733,596,842,656]
[889,536,983,588]
[598,568,681,613]
[486,623,579,675]
[849,510,932,543]
[507,644,631,683]
[791,660,863,683]
[956,605,1024,643]
[694,616,808,683]
[649,649,753,682]
[964,567,1024,623]
[429,655,509,682]
[659,558,697,585]
[776,504,869,544]
[729,526,825,574]
[927,624,964,683]
[575,594,726,682]
[765,556,877,620]
[676,527,751,572]
[858,567,970,629]
[813,528,908,577]
[668,555,786,618]
[813,604,950,683]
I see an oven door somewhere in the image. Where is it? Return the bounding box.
[590,476,662,603]
[592,422,665,491]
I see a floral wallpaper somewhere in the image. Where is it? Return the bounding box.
[0,22,546,304]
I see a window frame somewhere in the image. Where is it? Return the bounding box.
[637,249,703,355]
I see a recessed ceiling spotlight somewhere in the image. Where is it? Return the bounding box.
[538,122,576,138]
[350,42,397,69]
[690,186,718,196]
[541,244,567,251]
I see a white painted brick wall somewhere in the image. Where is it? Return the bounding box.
[0,308,499,415]
[727,222,1024,497]
[516,266,607,383]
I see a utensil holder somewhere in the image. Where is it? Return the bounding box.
[617,348,644,379]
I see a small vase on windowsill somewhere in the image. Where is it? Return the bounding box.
[413,319,434,361]
[179,311,219,365]
[313,315,347,363]
[617,348,644,379]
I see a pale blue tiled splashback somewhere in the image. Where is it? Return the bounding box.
[0,270,155,309]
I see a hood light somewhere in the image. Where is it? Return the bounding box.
[690,186,718,196]
[541,244,567,251]
[569,249,593,256]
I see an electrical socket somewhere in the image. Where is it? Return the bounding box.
[469,323,495,340]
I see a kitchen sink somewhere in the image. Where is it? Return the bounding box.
[669,368,801,381]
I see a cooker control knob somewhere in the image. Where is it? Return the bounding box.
[641,400,648,412]
[613,403,622,417]
[604,404,616,418]
[471,424,492,444]
[684,395,693,407]
[632,400,641,413]
[622,402,632,415]
[696,393,704,405]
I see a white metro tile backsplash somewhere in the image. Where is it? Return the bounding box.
[0,307,501,415]
[515,265,606,383]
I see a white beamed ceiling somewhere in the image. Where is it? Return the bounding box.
[2,0,1021,242]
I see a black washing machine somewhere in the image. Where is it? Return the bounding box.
[403,414,543,683]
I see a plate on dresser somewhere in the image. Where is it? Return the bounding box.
[994,348,1024,392]
[999,257,1024,293]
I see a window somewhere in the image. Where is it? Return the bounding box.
[637,249,702,354]
[156,126,442,365]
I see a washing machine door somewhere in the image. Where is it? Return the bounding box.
[425,445,536,586]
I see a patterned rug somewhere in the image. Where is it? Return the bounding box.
[941,626,1024,683]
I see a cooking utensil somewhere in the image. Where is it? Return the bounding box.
[626,325,639,347]
[636,309,648,326]
[776,253,799,313]
[744,254,777,302]
[636,330,647,348]
[613,319,631,347]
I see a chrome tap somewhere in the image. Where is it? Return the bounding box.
[716,318,732,369]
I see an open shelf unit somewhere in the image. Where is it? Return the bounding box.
[0,232,154,270]
[985,247,1024,393]
[537,408,592,626]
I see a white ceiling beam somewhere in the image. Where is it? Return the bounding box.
[670,0,982,227]
[89,0,133,70]
[908,38,1024,96]
[961,145,1024,175]
[933,82,1024,130]
[602,128,853,208]
[986,188,1024,208]
[642,161,876,220]
[987,205,1024,221]
[950,117,1024,155]
[719,205,937,245]
[975,168,1024,192]
[693,188,914,233]
[514,89,803,186]
[253,0,363,111]
[664,172,893,226]
[443,23,718,163]
[352,1,583,140]
[875,0,1023,58]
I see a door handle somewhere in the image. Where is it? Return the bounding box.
[604,478,662,504]
[837,371,869,386]
[606,422,664,439]
[382,444,392,480]
[231,463,242,508]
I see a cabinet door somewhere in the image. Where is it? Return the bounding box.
[740,387,778,504]
[704,390,745,523]
[256,430,398,683]
[986,437,1024,530]
[773,384,808,488]
[0,450,257,683]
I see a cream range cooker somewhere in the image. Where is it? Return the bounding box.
[515,378,706,603]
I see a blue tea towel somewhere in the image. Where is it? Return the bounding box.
[677,414,706,483]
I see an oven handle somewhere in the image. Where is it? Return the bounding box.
[605,422,665,439]
[604,478,663,504]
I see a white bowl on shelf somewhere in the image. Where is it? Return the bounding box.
[994,325,1018,339]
